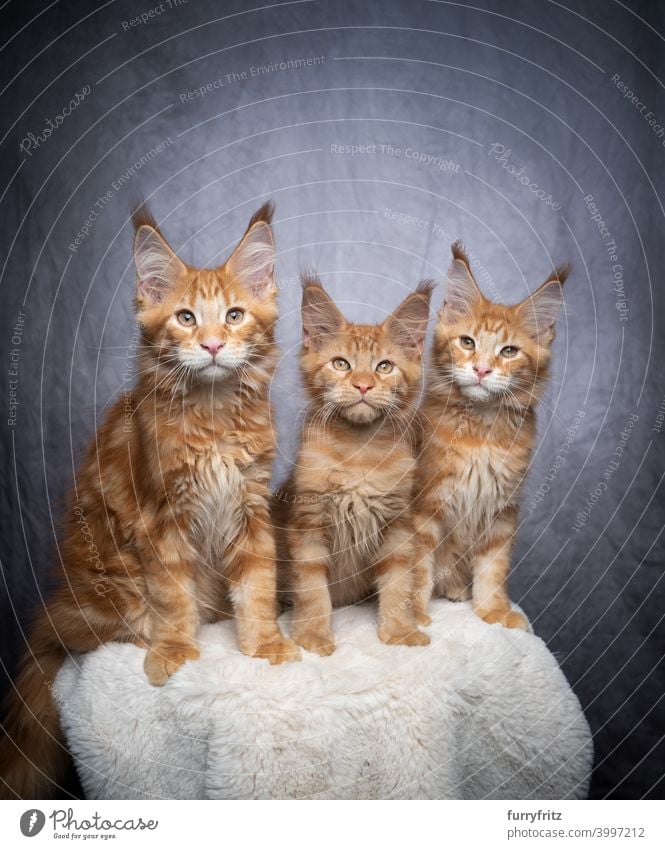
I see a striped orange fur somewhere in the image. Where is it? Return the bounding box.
[278,277,434,654]
[412,243,570,629]
[0,202,299,799]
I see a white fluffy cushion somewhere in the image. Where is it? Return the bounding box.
[54,600,592,799]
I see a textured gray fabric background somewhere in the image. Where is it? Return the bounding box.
[1,0,663,799]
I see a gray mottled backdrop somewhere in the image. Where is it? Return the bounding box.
[1,0,663,799]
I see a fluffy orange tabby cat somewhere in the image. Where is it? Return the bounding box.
[1,201,299,799]
[412,243,569,630]
[280,277,433,655]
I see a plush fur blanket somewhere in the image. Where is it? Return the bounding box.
[54,599,592,799]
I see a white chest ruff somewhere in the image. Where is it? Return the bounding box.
[440,444,515,535]
[186,454,246,559]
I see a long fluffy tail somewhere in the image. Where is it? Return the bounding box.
[0,637,68,799]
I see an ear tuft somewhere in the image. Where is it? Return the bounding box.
[226,203,276,298]
[301,269,323,291]
[246,200,274,227]
[132,198,161,235]
[441,241,483,321]
[552,262,572,286]
[385,281,434,353]
[301,275,345,349]
[415,279,437,300]
[451,240,471,266]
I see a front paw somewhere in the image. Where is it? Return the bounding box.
[144,642,200,686]
[414,610,432,626]
[477,607,529,631]
[379,626,431,647]
[292,628,336,656]
[253,636,301,665]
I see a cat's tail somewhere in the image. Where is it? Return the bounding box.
[0,629,69,799]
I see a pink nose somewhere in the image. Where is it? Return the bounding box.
[473,365,492,380]
[200,339,224,356]
[354,383,372,395]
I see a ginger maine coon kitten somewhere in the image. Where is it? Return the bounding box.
[281,277,433,655]
[412,243,570,630]
[0,201,299,800]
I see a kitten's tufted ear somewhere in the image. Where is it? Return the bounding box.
[132,204,186,306]
[440,241,483,322]
[518,264,569,344]
[226,201,276,299]
[301,275,346,349]
[385,281,434,354]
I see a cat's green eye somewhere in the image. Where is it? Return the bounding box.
[376,360,394,374]
[460,336,475,350]
[332,357,351,371]
[176,310,196,327]
[226,308,244,325]
[501,345,519,358]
